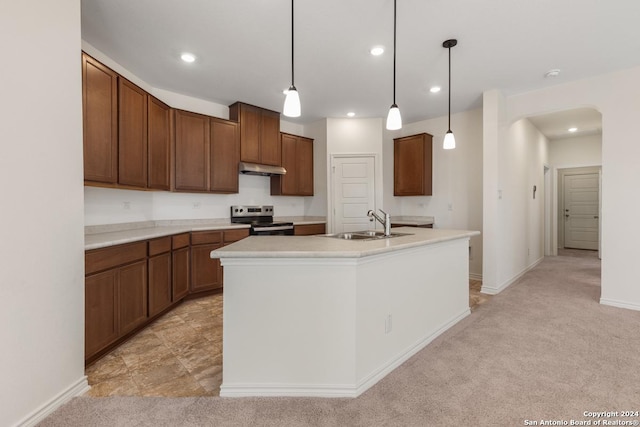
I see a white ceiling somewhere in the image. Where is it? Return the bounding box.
[81,0,640,129]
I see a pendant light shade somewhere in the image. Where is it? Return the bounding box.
[386,0,401,130]
[284,86,300,117]
[443,130,456,149]
[443,39,457,149]
[283,0,301,117]
[386,104,402,130]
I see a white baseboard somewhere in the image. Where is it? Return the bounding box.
[481,257,543,295]
[220,308,471,398]
[16,376,89,427]
[600,298,640,312]
[469,273,483,281]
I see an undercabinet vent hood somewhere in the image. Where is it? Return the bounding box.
[239,161,287,176]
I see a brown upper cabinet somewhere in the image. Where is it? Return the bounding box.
[394,133,433,196]
[147,96,171,190]
[82,53,118,184]
[118,78,148,187]
[271,133,314,196]
[172,109,210,192]
[229,102,281,166]
[210,117,240,193]
[172,110,240,193]
[82,53,171,190]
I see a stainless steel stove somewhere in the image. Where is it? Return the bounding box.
[230,205,294,235]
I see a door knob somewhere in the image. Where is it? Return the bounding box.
[565,214,570,218]
[594,215,599,219]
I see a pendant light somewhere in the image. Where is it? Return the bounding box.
[442,39,457,149]
[386,0,402,130]
[283,0,301,117]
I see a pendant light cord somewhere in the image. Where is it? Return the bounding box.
[291,0,295,87]
[447,44,451,130]
[392,0,397,105]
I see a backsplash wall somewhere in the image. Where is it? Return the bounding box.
[84,174,309,226]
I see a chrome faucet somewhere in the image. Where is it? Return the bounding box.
[367,209,391,236]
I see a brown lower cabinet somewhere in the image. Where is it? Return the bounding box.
[172,234,190,300]
[294,223,326,236]
[85,228,248,364]
[85,241,148,361]
[190,228,249,294]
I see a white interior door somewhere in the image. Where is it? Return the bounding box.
[332,156,376,233]
[563,173,599,250]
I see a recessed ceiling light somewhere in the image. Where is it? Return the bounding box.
[568,127,578,132]
[370,46,384,56]
[544,69,560,78]
[181,53,196,63]
[430,86,441,93]
[347,112,356,117]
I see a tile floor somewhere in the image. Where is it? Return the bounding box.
[86,280,489,397]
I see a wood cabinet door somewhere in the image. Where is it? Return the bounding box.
[148,252,171,317]
[260,109,281,166]
[85,269,118,359]
[191,243,223,292]
[118,260,148,335]
[148,96,171,190]
[172,246,190,301]
[279,133,298,195]
[82,53,118,183]
[118,78,148,188]
[394,133,432,196]
[297,136,314,196]
[210,118,239,193]
[294,223,326,236]
[173,109,210,191]
[231,103,261,163]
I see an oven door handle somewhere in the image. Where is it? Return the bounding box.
[252,225,294,232]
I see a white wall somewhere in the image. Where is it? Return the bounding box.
[325,118,384,233]
[491,118,549,292]
[81,44,320,226]
[549,133,602,167]
[383,109,484,278]
[485,65,640,310]
[1,1,87,426]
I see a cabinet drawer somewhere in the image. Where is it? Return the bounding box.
[224,228,250,243]
[172,233,190,249]
[294,223,326,236]
[191,230,223,245]
[148,236,171,256]
[86,241,147,275]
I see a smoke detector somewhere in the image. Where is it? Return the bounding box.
[544,69,561,78]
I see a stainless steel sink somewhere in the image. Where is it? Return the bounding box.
[321,230,412,241]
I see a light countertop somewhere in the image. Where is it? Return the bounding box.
[85,217,326,250]
[212,227,479,259]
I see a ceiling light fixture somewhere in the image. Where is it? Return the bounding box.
[442,39,457,150]
[386,0,401,130]
[283,0,301,117]
[347,112,356,117]
[430,86,441,93]
[370,46,384,56]
[568,127,578,132]
[180,53,196,63]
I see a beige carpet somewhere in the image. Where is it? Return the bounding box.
[40,252,640,426]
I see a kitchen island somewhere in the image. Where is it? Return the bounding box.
[211,227,479,398]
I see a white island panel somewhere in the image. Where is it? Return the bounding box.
[215,228,477,398]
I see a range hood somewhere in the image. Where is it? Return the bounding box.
[238,161,287,176]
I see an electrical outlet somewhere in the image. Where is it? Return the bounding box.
[448,203,453,211]
[192,202,201,209]
[122,201,130,210]
[385,314,392,334]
